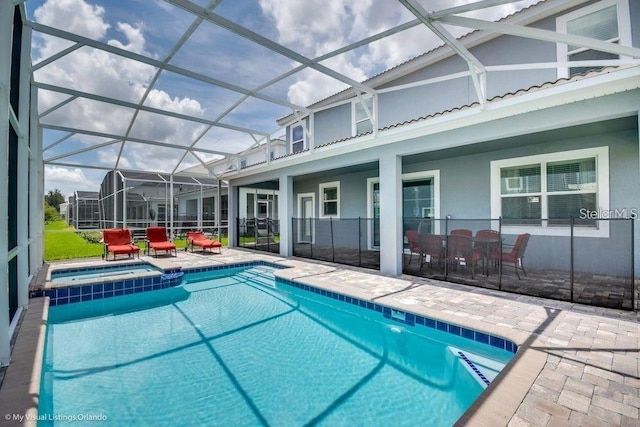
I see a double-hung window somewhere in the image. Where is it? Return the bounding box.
[353,96,374,136]
[557,0,631,78]
[291,124,305,154]
[491,147,609,236]
[319,181,340,218]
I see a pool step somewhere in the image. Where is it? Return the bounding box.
[448,346,506,388]
[236,268,276,288]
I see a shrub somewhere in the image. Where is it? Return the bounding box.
[44,204,60,222]
[76,231,103,244]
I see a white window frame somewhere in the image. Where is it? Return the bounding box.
[490,147,610,238]
[352,96,375,136]
[556,0,632,79]
[367,170,440,250]
[296,192,315,243]
[319,181,340,219]
[291,124,306,153]
[240,158,247,169]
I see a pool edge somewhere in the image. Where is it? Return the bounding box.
[0,297,48,427]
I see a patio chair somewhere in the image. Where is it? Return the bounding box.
[405,230,421,264]
[450,229,472,237]
[445,234,481,278]
[497,233,530,279]
[186,231,222,254]
[419,233,444,271]
[145,226,177,257]
[103,228,140,261]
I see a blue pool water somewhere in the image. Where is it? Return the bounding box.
[40,265,514,426]
[50,263,160,283]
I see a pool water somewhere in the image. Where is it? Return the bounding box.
[50,263,160,283]
[40,265,513,426]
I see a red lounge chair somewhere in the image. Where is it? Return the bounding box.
[146,227,177,257]
[186,231,222,254]
[103,228,140,261]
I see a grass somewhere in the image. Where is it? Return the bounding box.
[45,221,104,261]
[45,221,229,261]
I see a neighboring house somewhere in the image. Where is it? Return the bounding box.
[98,170,227,234]
[67,191,100,230]
[218,0,640,277]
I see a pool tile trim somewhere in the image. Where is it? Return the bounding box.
[276,276,518,355]
[43,271,184,306]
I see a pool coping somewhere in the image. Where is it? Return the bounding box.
[2,251,637,425]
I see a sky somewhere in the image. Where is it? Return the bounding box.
[25,0,540,200]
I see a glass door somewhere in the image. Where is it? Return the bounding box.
[403,178,434,234]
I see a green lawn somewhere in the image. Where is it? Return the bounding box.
[44,221,228,261]
[45,221,104,261]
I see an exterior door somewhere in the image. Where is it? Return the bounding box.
[297,193,314,243]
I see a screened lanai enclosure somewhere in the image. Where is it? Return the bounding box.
[98,171,228,239]
[66,191,100,230]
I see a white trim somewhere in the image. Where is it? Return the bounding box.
[367,170,441,249]
[556,0,631,79]
[352,95,375,136]
[366,177,380,250]
[319,181,340,218]
[296,192,315,243]
[490,146,610,237]
[291,123,306,154]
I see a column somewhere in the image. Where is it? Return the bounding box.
[17,23,32,308]
[278,174,293,257]
[227,182,237,247]
[0,0,15,367]
[379,155,403,276]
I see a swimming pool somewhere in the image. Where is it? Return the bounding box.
[39,264,515,426]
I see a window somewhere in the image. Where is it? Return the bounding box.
[291,124,305,154]
[353,96,374,136]
[319,181,340,218]
[240,158,247,168]
[557,0,631,78]
[491,147,609,236]
[269,151,275,160]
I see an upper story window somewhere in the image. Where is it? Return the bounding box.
[319,181,340,218]
[557,0,631,78]
[291,124,305,154]
[353,96,374,136]
[269,151,275,160]
[491,147,609,237]
[240,158,247,168]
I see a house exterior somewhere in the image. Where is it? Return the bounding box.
[217,0,640,286]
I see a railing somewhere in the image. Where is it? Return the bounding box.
[291,217,380,269]
[237,218,280,254]
[402,217,636,311]
[236,216,636,311]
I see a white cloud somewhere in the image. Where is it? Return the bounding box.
[45,166,101,198]
[33,0,209,177]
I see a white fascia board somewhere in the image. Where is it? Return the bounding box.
[229,66,640,179]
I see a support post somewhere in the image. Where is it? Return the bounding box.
[278,174,293,257]
[379,155,403,275]
[17,22,31,309]
[0,0,15,367]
